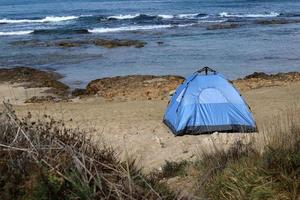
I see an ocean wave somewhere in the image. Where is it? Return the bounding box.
[0,16,79,24]
[107,13,173,20]
[88,23,198,33]
[177,13,208,19]
[107,14,141,20]
[219,12,280,18]
[0,30,33,36]
[105,13,208,21]
[88,24,173,33]
[157,14,174,19]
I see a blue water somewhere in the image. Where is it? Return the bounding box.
[1,0,300,88]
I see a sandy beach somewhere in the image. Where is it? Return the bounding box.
[1,68,299,172]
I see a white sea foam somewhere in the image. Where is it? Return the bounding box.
[88,23,198,33]
[176,23,197,27]
[0,30,33,36]
[88,24,175,33]
[177,13,208,19]
[107,14,141,20]
[105,13,209,20]
[219,12,280,18]
[157,14,174,19]
[0,16,79,24]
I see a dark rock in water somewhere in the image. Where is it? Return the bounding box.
[135,14,157,20]
[10,39,49,47]
[33,28,89,35]
[92,39,146,48]
[197,13,208,18]
[207,23,241,30]
[11,38,147,49]
[0,67,69,95]
[255,19,298,25]
[56,41,83,48]
[72,88,86,96]
[84,75,184,101]
[157,41,164,45]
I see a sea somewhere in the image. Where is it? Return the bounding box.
[1,0,300,88]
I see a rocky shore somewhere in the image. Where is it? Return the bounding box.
[84,75,184,101]
[75,71,300,101]
[0,67,69,96]
[1,67,300,103]
[233,71,300,91]
[10,38,147,49]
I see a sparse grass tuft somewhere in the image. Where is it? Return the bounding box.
[160,160,190,178]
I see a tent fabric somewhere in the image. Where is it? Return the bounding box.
[163,70,257,135]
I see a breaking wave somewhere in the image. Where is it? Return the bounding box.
[107,14,141,20]
[0,30,33,36]
[219,12,280,18]
[105,13,208,20]
[0,16,79,24]
[88,23,198,33]
[88,24,173,33]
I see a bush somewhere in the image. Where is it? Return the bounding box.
[194,108,300,199]
[0,103,175,200]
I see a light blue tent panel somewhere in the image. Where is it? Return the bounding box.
[163,68,257,135]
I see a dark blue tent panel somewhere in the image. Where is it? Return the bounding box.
[163,68,257,135]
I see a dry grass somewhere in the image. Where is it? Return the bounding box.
[0,102,175,200]
[1,101,299,199]
[190,105,300,199]
[152,105,300,199]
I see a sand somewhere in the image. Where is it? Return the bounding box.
[1,81,299,172]
[0,82,52,105]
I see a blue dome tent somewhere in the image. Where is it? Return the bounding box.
[163,67,257,135]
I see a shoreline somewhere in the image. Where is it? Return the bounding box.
[1,66,300,104]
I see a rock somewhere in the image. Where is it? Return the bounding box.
[255,19,300,25]
[233,71,300,91]
[10,39,48,47]
[11,38,147,49]
[207,23,240,30]
[169,90,176,96]
[25,96,56,103]
[56,41,83,48]
[244,72,270,79]
[0,67,69,96]
[72,88,86,96]
[84,75,184,101]
[25,96,69,103]
[92,39,146,48]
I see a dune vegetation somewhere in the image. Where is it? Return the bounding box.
[0,102,299,199]
[0,103,174,200]
[155,105,300,199]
